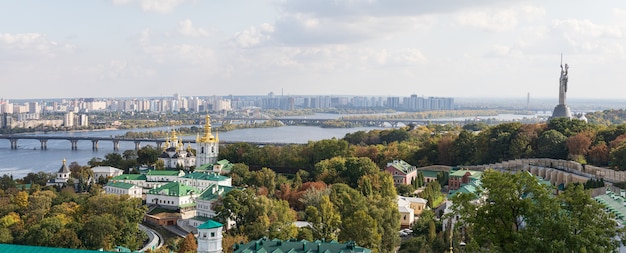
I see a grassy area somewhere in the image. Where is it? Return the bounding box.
[432,195,445,208]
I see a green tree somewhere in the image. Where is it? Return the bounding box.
[537,129,568,159]
[310,138,349,164]
[0,175,16,190]
[610,143,626,170]
[306,195,341,241]
[340,210,381,251]
[137,145,160,166]
[450,170,625,252]
[230,163,252,186]
[253,168,277,196]
[559,184,625,252]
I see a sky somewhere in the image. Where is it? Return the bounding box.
[2,0,626,100]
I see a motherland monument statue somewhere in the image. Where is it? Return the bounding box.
[551,54,572,119]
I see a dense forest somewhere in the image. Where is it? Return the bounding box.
[219,117,626,171]
[0,183,147,250]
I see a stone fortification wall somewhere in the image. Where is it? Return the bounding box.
[459,158,626,183]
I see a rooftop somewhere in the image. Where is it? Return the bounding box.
[148,182,201,197]
[111,174,147,181]
[105,181,137,190]
[594,190,626,225]
[91,166,123,173]
[146,170,184,176]
[386,160,415,174]
[198,219,223,229]
[198,184,235,201]
[450,169,483,179]
[182,172,230,181]
[0,244,130,253]
[234,238,371,253]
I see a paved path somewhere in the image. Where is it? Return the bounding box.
[138,224,164,252]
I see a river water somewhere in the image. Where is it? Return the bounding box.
[0,125,384,178]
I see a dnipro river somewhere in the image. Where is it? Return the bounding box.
[0,125,388,178]
[0,113,547,178]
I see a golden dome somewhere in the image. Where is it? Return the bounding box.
[198,114,217,143]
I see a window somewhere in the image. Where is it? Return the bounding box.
[211,232,215,237]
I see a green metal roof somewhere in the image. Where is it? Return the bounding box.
[386,160,415,174]
[0,244,110,253]
[148,182,201,196]
[198,185,235,201]
[105,181,137,190]
[233,239,370,253]
[595,191,626,225]
[111,174,147,181]
[182,172,230,181]
[419,170,440,178]
[450,170,482,179]
[198,219,223,229]
[196,163,213,171]
[217,159,230,165]
[146,170,183,176]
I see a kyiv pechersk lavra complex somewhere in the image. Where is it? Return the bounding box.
[158,115,219,169]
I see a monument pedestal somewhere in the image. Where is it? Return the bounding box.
[551,104,572,119]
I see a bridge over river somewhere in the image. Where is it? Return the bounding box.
[0,135,288,151]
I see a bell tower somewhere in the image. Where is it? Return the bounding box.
[197,220,223,253]
[196,114,219,167]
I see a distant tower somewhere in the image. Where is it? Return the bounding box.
[527,92,530,110]
[197,220,223,253]
[196,114,219,167]
[551,54,572,119]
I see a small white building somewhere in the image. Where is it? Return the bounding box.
[145,170,186,182]
[189,184,235,228]
[92,166,124,179]
[398,196,415,228]
[104,181,142,199]
[47,159,71,187]
[197,220,223,253]
[179,172,232,190]
[146,182,201,212]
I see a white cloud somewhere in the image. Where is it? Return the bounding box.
[177,19,210,37]
[552,19,623,39]
[111,0,189,13]
[100,59,156,81]
[0,33,74,59]
[457,9,519,32]
[232,23,275,48]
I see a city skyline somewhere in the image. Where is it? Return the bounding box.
[2,1,626,99]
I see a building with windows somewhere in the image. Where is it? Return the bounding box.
[197,220,224,253]
[189,184,235,229]
[178,172,232,191]
[146,182,202,213]
[196,115,219,167]
[158,130,196,169]
[448,170,483,191]
[47,159,72,187]
[104,181,142,198]
[384,160,417,186]
[91,166,124,180]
